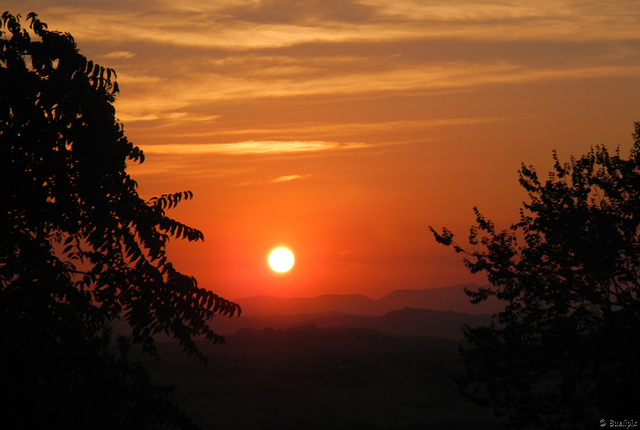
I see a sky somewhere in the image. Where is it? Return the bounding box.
[6,0,640,300]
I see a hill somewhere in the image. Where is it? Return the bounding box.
[311,307,491,339]
[136,285,506,429]
[233,284,503,317]
[211,306,492,339]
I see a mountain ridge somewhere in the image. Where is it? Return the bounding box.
[234,283,503,317]
[210,306,492,339]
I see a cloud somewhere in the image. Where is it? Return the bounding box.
[170,117,508,139]
[116,110,221,124]
[271,174,310,183]
[20,1,640,114]
[363,0,560,22]
[233,173,311,187]
[114,60,640,115]
[103,51,136,59]
[140,140,366,155]
[29,0,640,56]
[18,0,640,159]
[221,0,378,24]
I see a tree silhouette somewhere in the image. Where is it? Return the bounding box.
[0,12,239,429]
[431,125,640,429]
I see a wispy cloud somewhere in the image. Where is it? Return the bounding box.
[140,141,366,155]
[111,61,640,137]
[271,174,310,183]
[117,111,220,124]
[34,0,640,54]
[103,51,136,59]
[114,60,640,122]
[161,117,509,139]
[15,0,640,157]
[233,173,311,187]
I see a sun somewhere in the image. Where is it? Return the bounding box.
[268,247,294,273]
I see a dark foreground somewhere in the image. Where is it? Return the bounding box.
[143,325,505,430]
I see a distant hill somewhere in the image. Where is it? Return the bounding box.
[310,307,492,339]
[213,323,460,358]
[379,285,503,315]
[211,306,493,339]
[234,284,503,317]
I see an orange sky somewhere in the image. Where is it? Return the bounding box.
[10,0,640,299]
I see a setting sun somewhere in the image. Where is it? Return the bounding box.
[268,247,294,273]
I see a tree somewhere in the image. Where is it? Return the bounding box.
[430,126,640,429]
[0,12,240,429]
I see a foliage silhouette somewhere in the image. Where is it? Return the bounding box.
[431,125,640,429]
[0,12,239,429]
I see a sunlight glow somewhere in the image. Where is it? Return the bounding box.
[268,248,295,273]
